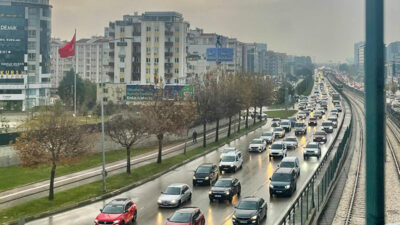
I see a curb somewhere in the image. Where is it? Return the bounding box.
[4,121,267,225]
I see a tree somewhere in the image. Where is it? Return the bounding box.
[13,102,92,200]
[82,79,97,110]
[253,75,275,123]
[276,81,295,105]
[106,113,146,174]
[58,69,85,108]
[220,74,242,137]
[239,74,255,129]
[339,63,350,72]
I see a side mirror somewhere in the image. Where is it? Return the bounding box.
[277,164,280,168]
[161,191,164,194]
[100,209,103,212]
[269,177,272,181]
[167,217,170,221]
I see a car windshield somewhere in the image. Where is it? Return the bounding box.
[163,187,181,195]
[309,117,316,120]
[280,161,295,168]
[284,138,297,142]
[102,204,124,214]
[196,167,211,174]
[252,139,263,144]
[262,132,272,136]
[315,132,326,135]
[271,173,291,182]
[169,212,192,223]
[214,180,232,187]
[328,117,337,121]
[322,122,332,126]
[274,128,283,131]
[222,155,235,162]
[295,123,304,127]
[222,148,235,154]
[272,119,280,122]
[281,121,289,125]
[237,201,258,210]
[271,144,283,149]
[306,144,319,149]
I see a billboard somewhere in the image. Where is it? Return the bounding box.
[126,85,194,101]
[0,5,26,75]
[206,48,234,62]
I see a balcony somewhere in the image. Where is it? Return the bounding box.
[165,63,173,69]
[165,52,173,57]
[165,41,173,47]
[165,73,173,79]
[165,31,173,36]
[132,31,141,36]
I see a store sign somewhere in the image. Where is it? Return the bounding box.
[0,5,26,75]
[126,85,194,101]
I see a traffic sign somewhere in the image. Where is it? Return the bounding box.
[206,48,234,62]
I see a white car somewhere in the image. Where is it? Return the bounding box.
[220,147,239,160]
[219,151,243,173]
[280,120,292,132]
[260,131,275,144]
[273,127,286,138]
[283,137,298,149]
[269,141,287,159]
[157,183,192,208]
[248,138,267,152]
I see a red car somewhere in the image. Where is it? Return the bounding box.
[94,198,137,225]
[166,207,205,225]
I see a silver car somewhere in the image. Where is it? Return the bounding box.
[283,137,298,149]
[157,183,192,208]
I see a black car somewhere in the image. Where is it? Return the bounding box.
[232,197,267,225]
[313,131,327,143]
[308,117,317,126]
[269,168,297,197]
[209,178,241,202]
[193,163,219,186]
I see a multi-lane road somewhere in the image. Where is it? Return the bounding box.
[26,81,347,225]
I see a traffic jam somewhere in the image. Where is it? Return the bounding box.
[93,77,344,225]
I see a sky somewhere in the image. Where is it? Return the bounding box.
[51,0,400,63]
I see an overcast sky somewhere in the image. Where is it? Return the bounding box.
[51,0,400,63]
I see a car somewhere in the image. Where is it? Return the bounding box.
[298,104,306,110]
[219,151,243,173]
[280,120,291,132]
[294,122,307,135]
[278,157,300,177]
[297,112,307,120]
[220,147,239,160]
[335,106,343,113]
[321,121,334,133]
[314,111,323,119]
[273,127,285,138]
[260,131,275,144]
[232,197,267,225]
[302,108,310,116]
[158,184,192,208]
[327,116,338,128]
[271,118,281,127]
[209,178,241,202]
[304,142,321,159]
[313,131,328,143]
[257,113,268,120]
[320,101,328,110]
[331,108,339,115]
[249,138,267,152]
[317,107,326,114]
[269,141,287,159]
[269,167,297,197]
[193,163,219,186]
[282,137,298,149]
[166,207,205,225]
[288,116,297,127]
[95,198,137,225]
[308,117,317,126]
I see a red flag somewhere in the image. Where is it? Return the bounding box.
[58,33,76,58]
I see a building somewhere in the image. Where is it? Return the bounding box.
[51,36,110,89]
[96,83,126,104]
[386,42,400,78]
[357,43,365,75]
[354,41,365,68]
[105,11,189,86]
[265,51,287,76]
[0,0,52,111]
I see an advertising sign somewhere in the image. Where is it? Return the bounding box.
[206,48,234,62]
[126,85,194,101]
[0,5,26,75]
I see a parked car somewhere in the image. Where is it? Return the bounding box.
[327,116,338,128]
[282,137,298,149]
[280,120,291,132]
[313,131,327,143]
[95,198,137,225]
[294,122,307,135]
[158,184,192,208]
[232,197,267,225]
[304,142,321,159]
[308,117,318,126]
[209,178,241,202]
[321,121,334,133]
[220,147,239,160]
[278,157,300,177]
[248,138,267,152]
[193,163,219,186]
[260,131,275,144]
[166,207,205,225]
[273,127,285,138]
[219,151,243,173]
[269,141,287,159]
[269,167,297,197]
[271,118,281,127]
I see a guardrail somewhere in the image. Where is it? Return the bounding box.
[277,79,353,225]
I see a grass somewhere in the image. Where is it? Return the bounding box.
[0,146,156,192]
[268,103,295,110]
[0,121,265,224]
[267,110,298,119]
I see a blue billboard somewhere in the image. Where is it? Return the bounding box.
[206,48,234,62]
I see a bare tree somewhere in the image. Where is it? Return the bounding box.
[106,113,146,174]
[14,102,92,200]
[220,74,242,137]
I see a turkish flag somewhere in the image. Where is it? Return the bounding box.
[58,33,76,58]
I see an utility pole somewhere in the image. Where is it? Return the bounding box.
[284,73,288,115]
[74,29,77,116]
[100,69,107,193]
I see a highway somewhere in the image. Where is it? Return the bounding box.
[26,82,347,225]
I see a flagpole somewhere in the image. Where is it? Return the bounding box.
[74,29,77,116]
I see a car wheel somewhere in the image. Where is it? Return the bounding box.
[270,192,273,198]
[233,166,237,173]
[256,218,260,225]
[238,186,241,196]
[188,193,192,201]
[132,210,137,223]
[304,156,307,160]
[209,198,213,202]
[202,219,205,225]
[177,200,181,207]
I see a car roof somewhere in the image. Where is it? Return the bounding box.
[281,119,290,122]
[271,141,284,145]
[198,163,214,167]
[322,120,332,123]
[281,156,298,162]
[167,183,187,188]
[224,151,239,156]
[224,147,236,150]
[307,142,319,145]
[241,196,262,202]
[253,138,263,141]
[274,167,294,174]
[284,136,297,140]
[175,207,198,213]
[109,198,131,205]
[218,177,234,181]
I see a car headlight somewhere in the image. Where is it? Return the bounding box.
[330,126,333,129]
[205,176,209,180]
[193,176,196,180]
[157,199,162,204]
[232,215,237,219]
[171,199,177,204]
[269,184,274,188]
[230,165,234,167]
[251,215,258,220]
[113,221,120,224]
[225,190,230,195]
[285,185,290,189]
[94,220,99,223]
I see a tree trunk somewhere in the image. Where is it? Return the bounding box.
[246,108,249,129]
[253,106,256,125]
[126,147,131,174]
[157,134,163,164]
[237,112,241,132]
[184,128,189,155]
[259,107,262,122]
[228,116,232,137]
[49,162,56,200]
[215,119,219,142]
[203,122,206,148]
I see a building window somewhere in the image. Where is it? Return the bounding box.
[175,48,179,53]
[155,68,159,74]
[146,26,151,31]
[120,56,125,62]
[120,68,124,72]
[155,26,159,32]
[120,27,125,32]
[146,47,151,54]
[175,37,179,42]
[146,37,151,42]
[27,89,36,96]
[175,58,179,63]
[146,78,150,83]
[28,53,36,61]
[155,58,159,63]
[28,30,36,38]
[154,47,159,54]
[175,27,180,32]
[28,41,35,50]
[120,78,124,82]
[175,68,179,74]
[104,88,108,93]
[103,97,108,102]
[155,37,159,42]
[146,68,150,74]
[146,58,150,63]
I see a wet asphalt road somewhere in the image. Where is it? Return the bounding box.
[27,98,344,225]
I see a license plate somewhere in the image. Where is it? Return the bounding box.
[276,191,282,193]
[215,195,221,197]
[239,220,247,223]
[197,180,203,183]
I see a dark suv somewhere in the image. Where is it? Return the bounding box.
[232,196,267,225]
[269,168,297,197]
[308,117,317,126]
[193,163,219,186]
[209,178,241,202]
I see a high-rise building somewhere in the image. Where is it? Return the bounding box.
[0,0,52,111]
[105,11,189,85]
[354,41,365,67]
[265,51,287,76]
[386,42,400,77]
